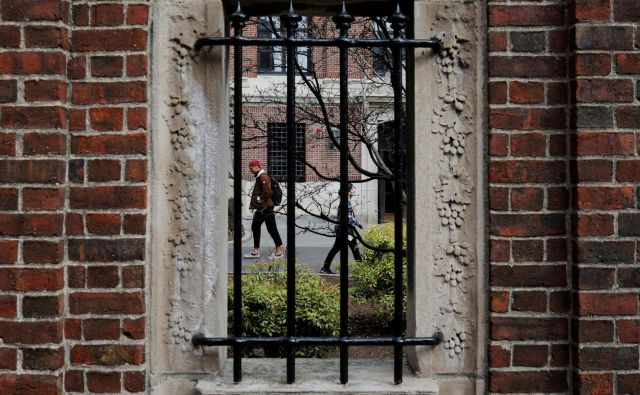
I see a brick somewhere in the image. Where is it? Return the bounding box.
[67,56,86,79]
[575,214,613,236]
[490,291,509,313]
[489,133,508,156]
[490,108,566,130]
[573,0,611,21]
[616,53,640,74]
[84,319,120,341]
[65,318,81,340]
[0,295,17,317]
[71,345,144,366]
[617,160,640,182]
[65,370,84,392]
[91,3,124,26]
[490,160,565,183]
[549,29,569,53]
[547,82,568,105]
[0,52,65,75]
[574,319,614,342]
[124,214,146,235]
[69,109,86,131]
[578,346,638,370]
[0,80,18,103]
[0,0,65,21]
[576,186,634,210]
[511,134,547,160]
[0,133,16,156]
[619,214,640,236]
[72,29,147,52]
[0,214,62,236]
[127,54,147,77]
[23,240,63,264]
[125,160,147,182]
[91,56,123,78]
[0,188,18,210]
[509,82,544,104]
[512,291,546,312]
[488,31,507,52]
[616,106,640,128]
[88,160,121,182]
[575,79,634,103]
[578,293,638,315]
[23,133,66,155]
[489,345,510,368]
[23,187,64,211]
[489,187,508,211]
[512,345,547,367]
[491,317,568,341]
[86,213,121,235]
[575,267,615,290]
[511,239,543,261]
[1,106,65,129]
[491,239,510,262]
[0,374,60,395]
[618,374,640,394]
[491,213,565,237]
[575,132,634,155]
[127,4,149,25]
[88,371,121,393]
[510,32,545,53]
[122,317,145,340]
[68,238,144,262]
[0,320,62,344]
[72,81,146,104]
[70,292,144,315]
[87,266,119,288]
[70,186,145,209]
[575,160,612,182]
[489,5,564,26]
[619,268,640,288]
[23,347,64,370]
[68,266,85,289]
[127,107,147,130]
[0,348,17,369]
[0,240,18,264]
[23,295,62,318]
[575,25,634,49]
[572,53,611,76]
[575,241,635,263]
[488,82,507,105]
[490,56,565,78]
[0,268,63,291]
[576,373,613,395]
[550,291,571,313]
[90,107,124,132]
[490,371,567,393]
[0,26,20,47]
[491,265,566,287]
[25,26,68,49]
[614,0,640,22]
[617,320,640,343]
[123,371,145,392]
[574,106,614,128]
[71,133,147,155]
[122,265,144,288]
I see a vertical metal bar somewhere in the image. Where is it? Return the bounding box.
[390,3,407,385]
[283,3,301,384]
[333,3,354,385]
[230,1,246,384]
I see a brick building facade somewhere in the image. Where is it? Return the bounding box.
[0,0,638,394]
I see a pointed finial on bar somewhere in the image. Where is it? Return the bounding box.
[283,0,302,31]
[389,2,408,35]
[333,1,354,35]
[230,1,247,30]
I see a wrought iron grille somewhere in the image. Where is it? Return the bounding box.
[268,122,305,181]
[193,0,443,385]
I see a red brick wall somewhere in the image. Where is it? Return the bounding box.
[489,0,640,393]
[0,1,149,393]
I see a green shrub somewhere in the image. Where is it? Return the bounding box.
[228,261,340,357]
[350,223,407,318]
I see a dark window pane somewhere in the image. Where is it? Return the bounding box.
[267,122,306,182]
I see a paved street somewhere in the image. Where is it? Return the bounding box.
[228,215,364,273]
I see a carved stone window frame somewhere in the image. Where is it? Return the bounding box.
[149,1,486,393]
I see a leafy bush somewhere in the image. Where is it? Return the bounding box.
[228,261,340,357]
[350,223,407,318]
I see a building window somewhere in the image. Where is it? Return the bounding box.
[258,16,310,73]
[267,122,306,181]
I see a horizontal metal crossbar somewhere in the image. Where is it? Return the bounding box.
[194,36,441,51]
[192,334,443,347]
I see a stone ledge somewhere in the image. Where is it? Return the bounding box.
[196,358,439,394]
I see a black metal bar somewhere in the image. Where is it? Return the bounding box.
[390,3,407,385]
[333,3,354,385]
[283,2,301,385]
[194,36,441,50]
[193,334,443,347]
[230,2,246,384]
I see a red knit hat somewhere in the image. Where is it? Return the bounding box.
[248,159,262,167]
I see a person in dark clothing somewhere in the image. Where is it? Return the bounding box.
[320,183,363,274]
[244,159,284,260]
